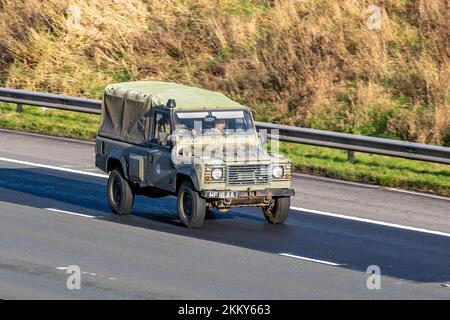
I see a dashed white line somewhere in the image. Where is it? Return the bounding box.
[279,253,341,266]
[291,206,450,238]
[56,267,117,280]
[46,208,95,219]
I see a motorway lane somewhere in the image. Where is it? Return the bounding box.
[1,128,449,232]
[0,129,449,299]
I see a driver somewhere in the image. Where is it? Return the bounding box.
[212,119,226,134]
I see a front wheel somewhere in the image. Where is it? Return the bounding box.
[262,197,290,224]
[177,181,206,228]
[107,168,134,215]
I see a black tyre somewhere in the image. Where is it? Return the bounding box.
[262,196,290,224]
[177,181,206,228]
[107,168,134,215]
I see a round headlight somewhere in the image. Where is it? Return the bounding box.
[272,166,283,178]
[211,168,223,180]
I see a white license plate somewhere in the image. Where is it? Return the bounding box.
[207,191,237,198]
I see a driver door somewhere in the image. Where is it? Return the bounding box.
[148,110,172,190]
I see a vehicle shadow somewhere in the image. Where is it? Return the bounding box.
[0,167,449,284]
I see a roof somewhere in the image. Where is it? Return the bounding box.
[104,81,247,111]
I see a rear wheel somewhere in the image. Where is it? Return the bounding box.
[107,168,134,215]
[262,197,290,224]
[177,181,206,228]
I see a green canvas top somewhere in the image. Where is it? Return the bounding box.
[105,81,247,111]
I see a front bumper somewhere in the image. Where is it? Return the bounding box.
[200,188,295,199]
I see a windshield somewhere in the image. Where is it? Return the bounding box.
[173,110,255,136]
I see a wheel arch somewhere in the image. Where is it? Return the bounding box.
[106,151,128,179]
[174,166,200,192]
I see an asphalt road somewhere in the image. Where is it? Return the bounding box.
[0,129,449,299]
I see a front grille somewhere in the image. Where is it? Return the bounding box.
[226,164,270,185]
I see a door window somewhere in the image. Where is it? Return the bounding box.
[153,112,171,146]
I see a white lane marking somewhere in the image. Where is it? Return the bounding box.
[291,206,450,238]
[293,173,450,201]
[1,155,447,201]
[0,128,95,145]
[1,156,448,236]
[279,253,341,266]
[293,173,379,189]
[0,157,108,178]
[382,187,450,201]
[46,208,95,219]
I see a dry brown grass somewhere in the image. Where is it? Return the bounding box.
[0,0,448,145]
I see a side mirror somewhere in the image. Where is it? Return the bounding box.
[167,99,176,109]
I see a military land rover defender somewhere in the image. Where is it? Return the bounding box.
[95,81,294,228]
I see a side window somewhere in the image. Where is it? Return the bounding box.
[153,112,171,145]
